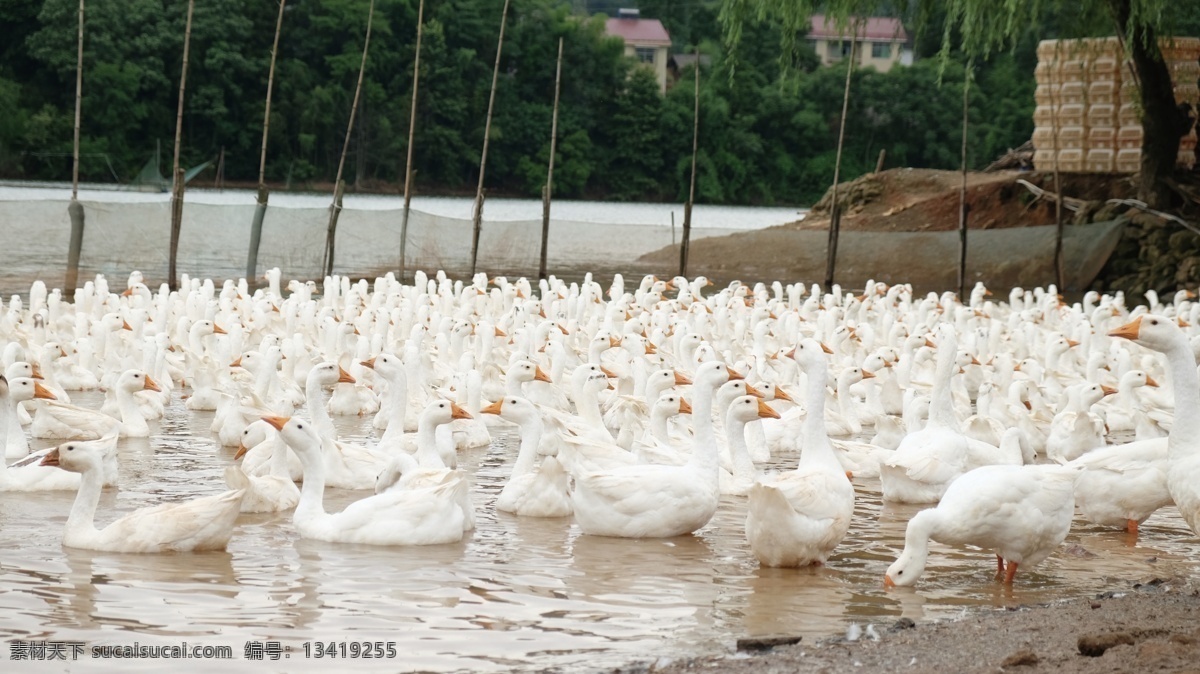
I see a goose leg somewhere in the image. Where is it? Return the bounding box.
[1003,560,1019,585]
[1125,519,1139,547]
[995,555,1005,580]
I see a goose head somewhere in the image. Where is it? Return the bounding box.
[236,419,274,458]
[1109,314,1185,354]
[420,399,472,429]
[8,377,57,403]
[653,392,692,418]
[693,360,740,392]
[117,369,160,394]
[789,338,830,376]
[507,360,552,386]
[39,436,113,473]
[361,353,403,380]
[727,394,780,425]
[308,361,355,388]
[6,361,42,381]
[716,379,763,411]
[264,416,321,460]
[481,396,538,425]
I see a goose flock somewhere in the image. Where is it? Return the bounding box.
[3,269,1199,590]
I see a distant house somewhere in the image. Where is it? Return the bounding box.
[808,15,911,73]
[605,9,672,94]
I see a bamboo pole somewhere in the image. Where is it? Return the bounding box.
[1051,43,1065,290]
[168,0,195,291]
[66,0,86,292]
[323,0,375,279]
[469,0,511,277]
[679,48,701,278]
[398,0,425,283]
[957,64,971,299]
[824,30,857,293]
[538,37,564,281]
[247,0,286,284]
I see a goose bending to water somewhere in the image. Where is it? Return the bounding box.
[746,339,855,567]
[266,415,465,546]
[40,437,244,553]
[885,463,1078,587]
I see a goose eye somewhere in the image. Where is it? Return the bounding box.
[897,570,903,576]
[296,424,303,429]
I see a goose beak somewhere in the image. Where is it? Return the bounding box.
[727,368,745,381]
[744,383,764,398]
[450,402,473,420]
[820,342,834,355]
[122,320,133,331]
[494,327,507,338]
[1145,375,1160,387]
[970,356,982,366]
[142,375,161,392]
[361,357,377,370]
[1108,316,1142,340]
[673,370,692,386]
[481,400,503,415]
[600,365,618,378]
[883,574,896,589]
[679,398,693,414]
[533,366,552,383]
[608,336,622,348]
[213,324,228,335]
[774,387,795,403]
[756,399,780,419]
[33,381,57,400]
[234,444,250,460]
[1067,339,1080,348]
[263,415,290,431]
[30,364,43,380]
[337,366,356,384]
[230,357,243,368]
[40,448,60,467]
[1101,384,1118,396]
[861,369,876,379]
[785,347,797,358]
[924,337,936,348]
[1179,318,1190,328]
[645,342,657,355]
[1023,400,1032,410]
[122,287,134,297]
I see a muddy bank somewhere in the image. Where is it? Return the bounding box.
[614,580,1200,674]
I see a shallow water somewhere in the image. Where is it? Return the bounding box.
[2,393,1197,672]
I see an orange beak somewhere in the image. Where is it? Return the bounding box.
[645,342,657,355]
[1066,339,1080,348]
[33,381,57,401]
[820,342,834,355]
[450,402,473,420]
[1108,316,1142,341]
[1101,384,1118,396]
[361,357,377,370]
[40,448,61,467]
[533,366,552,383]
[861,369,876,380]
[884,575,896,589]
[121,287,134,297]
[678,398,693,414]
[122,320,133,331]
[337,366,356,384]
[494,327,507,338]
[30,364,44,380]
[142,375,161,392]
[774,387,795,403]
[234,444,250,460]
[213,324,228,335]
[970,356,982,366]
[263,415,290,431]
[230,357,243,368]
[674,370,692,386]
[924,337,936,348]
[600,365,618,378]
[481,400,503,415]
[1145,375,1160,388]
[609,336,622,348]
[727,368,745,381]
[744,383,764,398]
[756,399,780,419]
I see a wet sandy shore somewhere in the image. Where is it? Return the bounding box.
[615,580,1200,674]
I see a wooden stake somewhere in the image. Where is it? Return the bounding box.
[680,47,700,278]
[168,0,195,291]
[247,0,286,283]
[874,148,886,174]
[469,0,511,277]
[957,64,971,299]
[538,37,564,281]
[824,28,857,292]
[66,0,85,291]
[1051,43,1065,290]
[398,0,425,283]
[323,0,375,279]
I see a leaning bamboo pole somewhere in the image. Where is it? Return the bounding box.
[957,64,972,299]
[538,37,564,281]
[679,48,700,278]
[65,0,86,292]
[468,0,511,277]
[168,0,196,291]
[398,0,425,283]
[823,26,857,292]
[246,0,286,284]
[322,0,375,279]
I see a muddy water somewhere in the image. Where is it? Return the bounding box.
[2,394,1197,672]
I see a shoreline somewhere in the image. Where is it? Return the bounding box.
[613,579,1200,673]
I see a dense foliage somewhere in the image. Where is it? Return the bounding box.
[0,0,1037,204]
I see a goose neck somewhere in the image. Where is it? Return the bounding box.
[1166,342,1200,457]
[65,465,105,541]
[511,416,544,477]
[725,415,758,481]
[415,417,445,469]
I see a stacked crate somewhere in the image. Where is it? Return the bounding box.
[1033,36,1200,173]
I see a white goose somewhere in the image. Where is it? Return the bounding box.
[746,339,855,567]
[40,437,244,553]
[885,463,1077,586]
[568,361,738,538]
[0,377,96,491]
[266,415,465,546]
[225,423,301,513]
[32,370,160,439]
[481,396,572,517]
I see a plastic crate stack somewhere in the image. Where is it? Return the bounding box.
[1033,37,1199,173]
